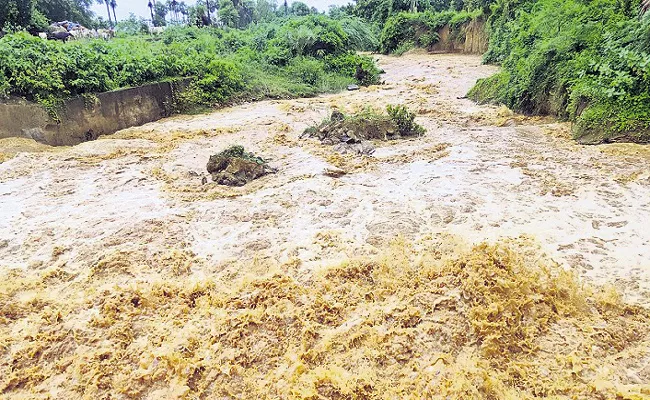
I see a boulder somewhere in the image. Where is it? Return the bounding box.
[207,146,276,186]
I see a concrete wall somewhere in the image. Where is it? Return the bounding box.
[0,79,190,146]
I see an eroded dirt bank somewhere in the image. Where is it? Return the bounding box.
[1,54,650,399]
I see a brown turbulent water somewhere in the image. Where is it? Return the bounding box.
[1,53,650,399]
[1,53,648,304]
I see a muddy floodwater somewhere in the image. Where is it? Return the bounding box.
[2,53,650,399]
[2,53,649,303]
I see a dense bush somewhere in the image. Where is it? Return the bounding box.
[0,16,381,108]
[287,57,325,85]
[339,16,381,51]
[268,15,350,59]
[470,0,650,142]
[379,10,480,54]
[324,52,382,85]
[386,104,426,136]
[191,60,245,104]
[353,0,453,25]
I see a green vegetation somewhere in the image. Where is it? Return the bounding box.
[345,0,483,54]
[347,0,650,143]
[2,0,648,143]
[303,105,426,143]
[379,9,481,53]
[212,145,267,165]
[386,104,426,136]
[0,15,381,109]
[469,0,650,143]
[0,0,100,31]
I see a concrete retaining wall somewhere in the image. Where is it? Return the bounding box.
[0,79,190,146]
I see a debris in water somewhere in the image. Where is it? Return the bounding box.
[301,105,425,156]
[206,145,276,186]
[323,166,347,178]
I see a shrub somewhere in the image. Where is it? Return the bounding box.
[324,53,381,85]
[393,41,415,56]
[191,60,245,105]
[380,11,457,54]
[339,16,380,51]
[471,0,650,142]
[386,104,426,136]
[287,57,325,85]
[0,16,381,112]
[269,15,350,58]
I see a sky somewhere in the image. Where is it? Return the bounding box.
[90,0,353,21]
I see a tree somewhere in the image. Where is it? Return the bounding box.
[187,4,206,25]
[148,0,155,22]
[236,0,255,27]
[353,0,412,24]
[100,0,112,26]
[0,0,97,31]
[289,1,311,15]
[205,0,212,24]
[167,0,180,23]
[38,0,96,26]
[110,0,117,23]
[254,0,277,22]
[154,2,167,25]
[0,0,36,31]
[218,0,238,26]
[115,13,148,34]
[178,1,188,23]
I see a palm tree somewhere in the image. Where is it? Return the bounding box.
[167,0,179,23]
[110,0,118,24]
[172,0,179,22]
[100,0,113,26]
[148,0,155,23]
[178,1,188,23]
[205,0,212,24]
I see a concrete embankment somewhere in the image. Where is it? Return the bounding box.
[0,79,190,146]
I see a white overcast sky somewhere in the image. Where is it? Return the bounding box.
[90,0,353,21]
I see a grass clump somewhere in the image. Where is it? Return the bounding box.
[212,145,267,165]
[387,104,426,137]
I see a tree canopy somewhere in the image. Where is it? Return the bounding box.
[0,0,98,31]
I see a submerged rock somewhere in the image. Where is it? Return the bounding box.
[206,145,276,186]
[323,166,347,177]
[302,108,422,157]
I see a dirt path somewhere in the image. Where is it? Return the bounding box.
[1,53,649,306]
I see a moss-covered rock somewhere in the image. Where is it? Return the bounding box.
[206,145,276,186]
[302,106,425,155]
